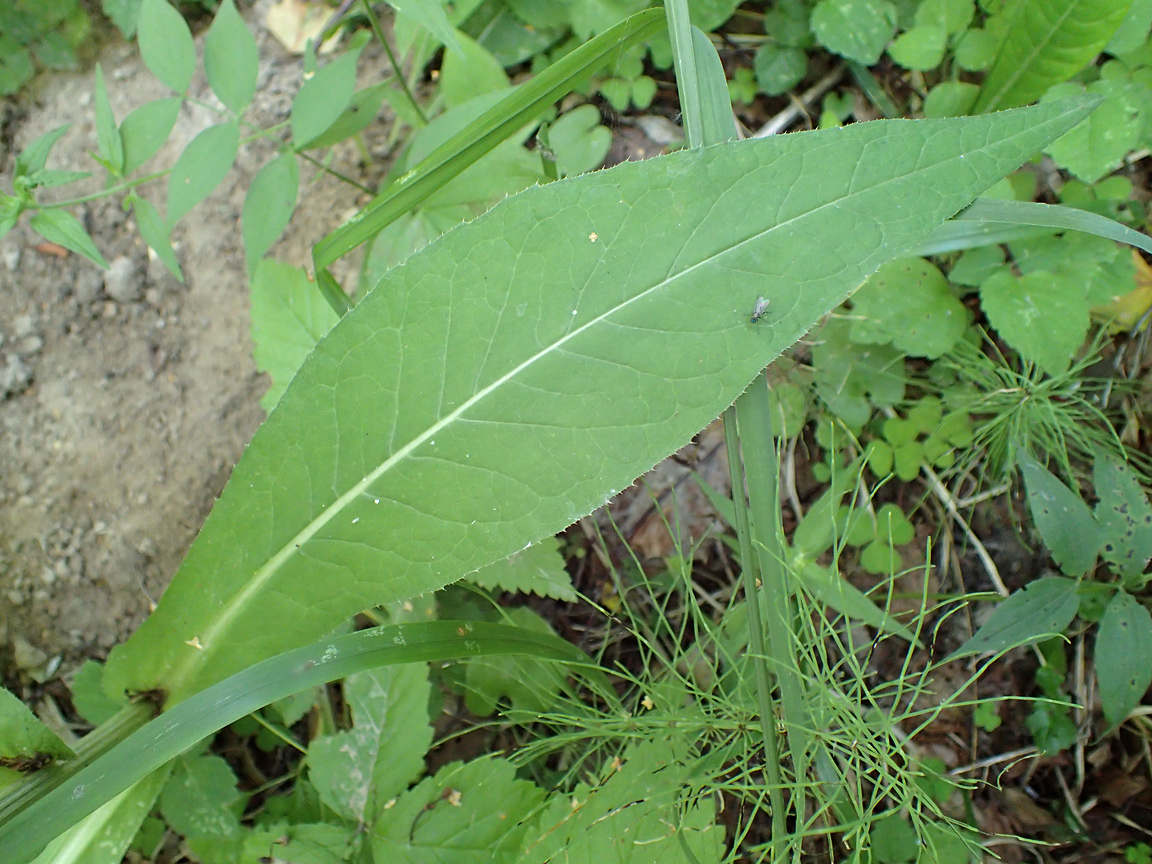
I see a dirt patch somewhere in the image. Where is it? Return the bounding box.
[0,1,384,675]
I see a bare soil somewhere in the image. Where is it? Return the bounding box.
[0,0,379,678]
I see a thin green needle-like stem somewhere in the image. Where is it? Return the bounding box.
[49,169,171,207]
[360,0,427,126]
[296,149,375,195]
[736,375,811,826]
[722,403,788,843]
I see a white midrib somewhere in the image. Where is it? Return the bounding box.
[168,113,1059,692]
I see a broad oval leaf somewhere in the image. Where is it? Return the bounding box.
[120,97,182,176]
[1096,589,1152,730]
[949,576,1080,660]
[242,153,300,275]
[137,0,195,93]
[204,0,258,115]
[973,0,1133,112]
[166,121,239,230]
[104,98,1097,705]
[387,0,464,55]
[1018,450,1100,576]
[291,45,364,148]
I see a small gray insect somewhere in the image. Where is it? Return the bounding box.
[750,296,770,323]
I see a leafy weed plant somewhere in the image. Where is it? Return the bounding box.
[0,0,1150,861]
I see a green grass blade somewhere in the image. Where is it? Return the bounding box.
[102,97,1096,707]
[973,0,1133,112]
[0,622,587,864]
[953,198,1152,255]
[311,9,664,272]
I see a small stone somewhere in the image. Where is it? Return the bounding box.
[41,567,57,586]
[12,637,48,672]
[104,256,143,303]
[2,244,20,271]
[102,301,118,319]
[74,270,103,304]
[1,352,32,398]
[145,287,163,307]
[7,589,24,605]
[12,314,36,338]
[17,336,43,355]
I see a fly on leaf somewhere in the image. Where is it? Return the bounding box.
[750,296,770,323]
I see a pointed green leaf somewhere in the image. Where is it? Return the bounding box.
[386,0,463,56]
[137,0,195,93]
[131,195,183,282]
[242,153,299,275]
[101,99,1096,705]
[93,64,123,175]
[29,209,109,269]
[949,576,1080,659]
[165,121,239,229]
[120,97,182,175]
[249,261,340,412]
[1094,449,1152,584]
[204,0,257,115]
[973,0,1133,112]
[1018,450,1100,576]
[466,536,578,601]
[300,81,390,151]
[0,687,74,765]
[15,125,69,178]
[440,30,508,108]
[1096,590,1152,730]
[308,664,432,822]
[291,45,364,148]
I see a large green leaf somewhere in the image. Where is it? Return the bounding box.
[973,0,1133,112]
[103,98,1096,706]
